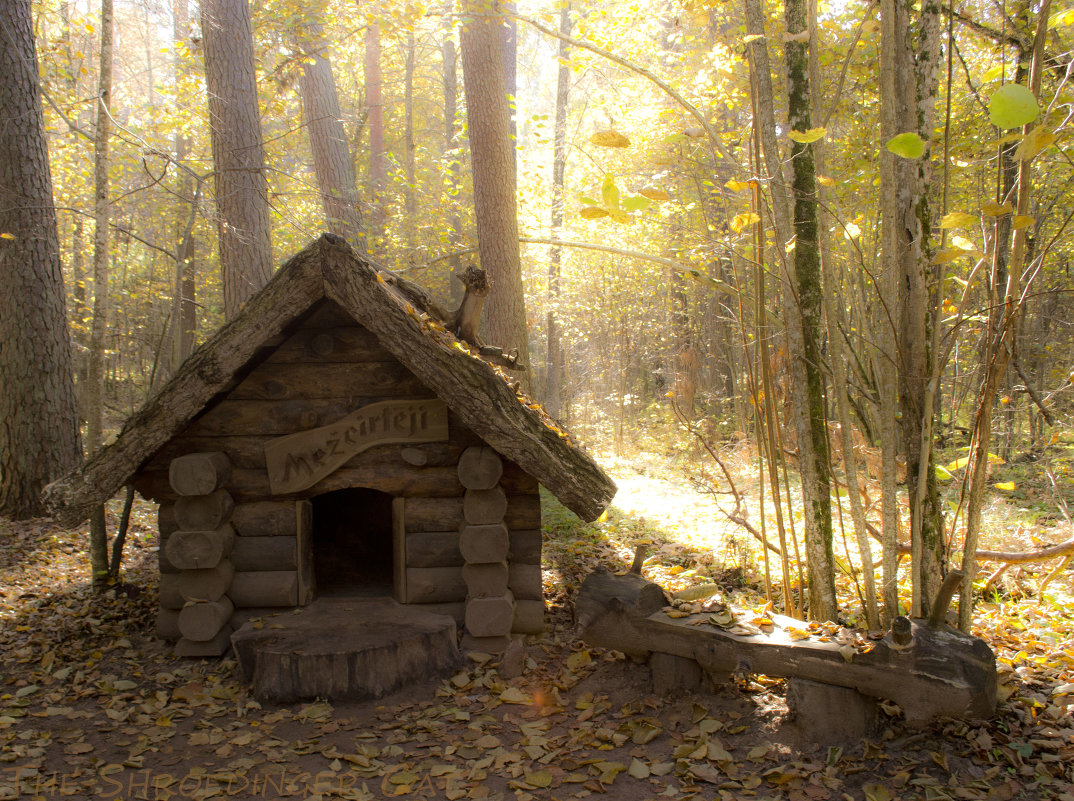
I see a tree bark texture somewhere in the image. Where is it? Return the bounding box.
[746,0,834,620]
[364,23,386,239]
[84,0,114,455]
[0,0,82,518]
[784,0,836,620]
[172,0,197,372]
[441,6,464,294]
[460,0,531,383]
[545,4,571,418]
[201,0,273,319]
[299,24,364,250]
[959,0,1050,630]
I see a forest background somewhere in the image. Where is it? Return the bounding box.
[2,0,1073,633]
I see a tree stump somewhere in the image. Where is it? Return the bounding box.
[230,598,461,702]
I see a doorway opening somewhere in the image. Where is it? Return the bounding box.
[310,487,394,597]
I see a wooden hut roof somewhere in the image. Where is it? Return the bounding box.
[45,235,616,526]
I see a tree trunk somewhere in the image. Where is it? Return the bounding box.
[441,5,463,299]
[172,0,196,371]
[85,0,116,585]
[200,0,273,319]
[960,0,1051,630]
[460,0,530,383]
[84,0,114,457]
[745,0,835,620]
[299,23,364,249]
[404,19,418,236]
[878,0,906,622]
[545,4,571,418]
[364,22,386,241]
[784,0,836,620]
[0,0,82,519]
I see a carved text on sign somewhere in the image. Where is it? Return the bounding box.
[264,400,449,494]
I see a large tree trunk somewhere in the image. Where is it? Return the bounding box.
[200,0,273,319]
[545,4,571,418]
[0,0,82,520]
[784,0,836,619]
[299,23,364,249]
[460,0,530,382]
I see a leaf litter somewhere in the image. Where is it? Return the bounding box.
[1,473,1072,801]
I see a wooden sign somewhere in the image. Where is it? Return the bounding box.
[264,400,449,494]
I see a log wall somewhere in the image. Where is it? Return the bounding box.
[146,304,544,652]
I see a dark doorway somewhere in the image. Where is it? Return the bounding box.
[311,488,394,597]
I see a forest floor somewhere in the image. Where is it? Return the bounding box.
[1,442,1072,801]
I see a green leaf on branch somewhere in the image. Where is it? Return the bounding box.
[988,84,1039,129]
[886,132,926,159]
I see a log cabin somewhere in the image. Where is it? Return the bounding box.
[46,235,616,670]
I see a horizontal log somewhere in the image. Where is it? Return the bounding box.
[504,493,541,530]
[169,451,232,496]
[465,592,515,638]
[229,536,297,572]
[462,561,509,598]
[400,443,464,467]
[183,397,433,437]
[501,460,538,494]
[508,563,543,601]
[175,627,233,657]
[404,497,465,532]
[159,574,184,610]
[406,531,463,568]
[459,523,510,564]
[232,500,302,537]
[151,439,469,473]
[411,601,466,626]
[464,486,507,525]
[458,446,502,491]
[178,597,234,642]
[156,608,181,641]
[158,503,178,538]
[508,529,542,564]
[138,464,465,504]
[264,325,390,364]
[229,361,428,401]
[175,560,234,602]
[405,566,467,604]
[574,569,668,631]
[460,634,512,654]
[403,494,537,533]
[164,525,235,570]
[174,490,234,531]
[576,571,998,724]
[228,571,299,607]
[228,607,291,631]
[513,599,546,635]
